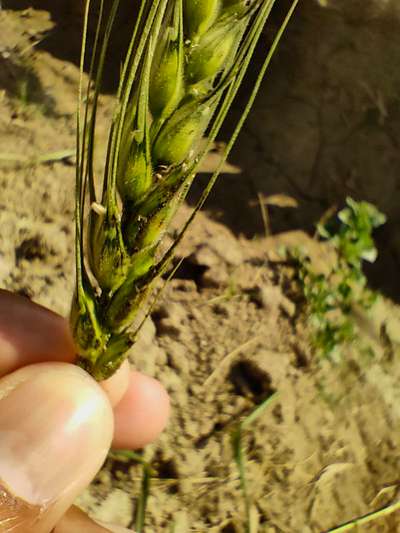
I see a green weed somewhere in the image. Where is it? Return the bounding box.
[294,197,386,361]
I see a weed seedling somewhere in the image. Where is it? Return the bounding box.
[293,197,386,361]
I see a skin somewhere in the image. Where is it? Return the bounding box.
[0,290,170,532]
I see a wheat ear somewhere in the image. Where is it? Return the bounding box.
[71,0,299,380]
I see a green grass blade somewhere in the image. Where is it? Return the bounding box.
[232,393,279,532]
[109,449,146,463]
[241,392,279,430]
[108,450,157,476]
[134,462,152,533]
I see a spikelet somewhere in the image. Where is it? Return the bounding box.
[149,2,184,119]
[89,211,129,292]
[184,0,220,39]
[117,49,153,205]
[152,100,214,165]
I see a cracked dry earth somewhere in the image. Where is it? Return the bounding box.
[2,1,400,532]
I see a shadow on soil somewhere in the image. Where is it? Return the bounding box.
[6,0,400,303]
[6,0,138,92]
[0,54,57,114]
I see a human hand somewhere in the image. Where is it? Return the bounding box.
[0,290,170,532]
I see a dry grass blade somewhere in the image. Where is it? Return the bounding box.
[326,500,400,532]
[203,335,262,387]
[0,149,75,166]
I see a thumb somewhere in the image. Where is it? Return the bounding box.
[0,362,114,533]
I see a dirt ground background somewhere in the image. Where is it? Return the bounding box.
[1,1,400,531]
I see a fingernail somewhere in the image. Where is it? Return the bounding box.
[0,364,113,505]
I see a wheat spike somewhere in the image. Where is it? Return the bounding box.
[71,0,299,380]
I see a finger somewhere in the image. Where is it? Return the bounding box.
[0,363,113,533]
[112,371,170,449]
[54,505,134,533]
[0,290,169,449]
[0,290,131,408]
[100,360,130,408]
[0,290,76,377]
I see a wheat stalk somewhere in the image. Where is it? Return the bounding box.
[70,0,299,380]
